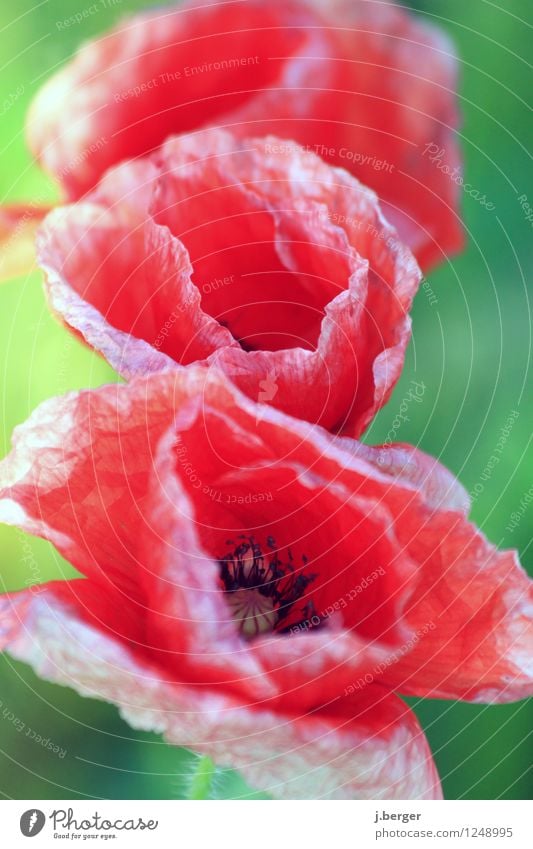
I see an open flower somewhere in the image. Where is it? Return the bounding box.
[1,368,531,799]
[38,129,421,437]
[3,0,463,276]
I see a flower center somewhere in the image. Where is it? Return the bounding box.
[218,534,317,639]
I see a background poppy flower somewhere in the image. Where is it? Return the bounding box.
[38,129,421,438]
[0,368,530,799]
[3,0,463,276]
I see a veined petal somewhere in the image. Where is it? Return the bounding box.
[0,587,440,799]
[0,204,50,281]
[38,129,421,437]
[25,0,463,268]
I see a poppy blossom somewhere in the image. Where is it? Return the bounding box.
[0,368,531,799]
[3,0,463,277]
[38,129,421,437]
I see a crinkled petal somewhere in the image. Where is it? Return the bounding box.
[38,130,421,437]
[0,588,441,799]
[171,382,532,703]
[327,442,532,702]
[2,366,530,780]
[38,204,237,378]
[248,415,533,702]
[146,407,417,709]
[307,0,464,269]
[381,523,533,703]
[0,380,175,597]
[334,439,471,514]
[26,0,462,268]
[0,371,415,709]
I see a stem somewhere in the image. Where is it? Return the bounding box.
[187,755,217,800]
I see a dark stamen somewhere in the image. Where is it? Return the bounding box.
[218,534,318,638]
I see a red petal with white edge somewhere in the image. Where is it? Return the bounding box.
[165,381,531,703]
[0,380,175,597]
[0,579,148,651]
[0,370,416,710]
[143,408,416,711]
[381,523,533,703]
[306,0,464,269]
[38,130,421,437]
[0,204,51,281]
[335,439,471,514]
[38,205,237,378]
[0,588,441,799]
[2,370,530,707]
[324,441,532,701]
[26,0,462,269]
[259,427,533,702]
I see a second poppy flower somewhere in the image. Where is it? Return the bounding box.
[38,129,421,437]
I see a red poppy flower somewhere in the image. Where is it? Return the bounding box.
[38,129,421,438]
[0,368,530,799]
[20,0,462,272]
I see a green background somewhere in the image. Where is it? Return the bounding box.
[0,0,531,799]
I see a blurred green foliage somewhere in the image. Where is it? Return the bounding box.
[0,0,531,799]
